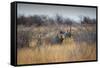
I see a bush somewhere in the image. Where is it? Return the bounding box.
[17,30,33,48]
[73,31,96,44]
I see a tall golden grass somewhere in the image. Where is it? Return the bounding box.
[17,37,96,65]
[17,24,96,65]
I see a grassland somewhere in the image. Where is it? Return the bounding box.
[17,24,96,65]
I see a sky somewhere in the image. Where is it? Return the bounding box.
[17,3,96,21]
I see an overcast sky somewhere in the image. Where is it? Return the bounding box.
[17,3,96,21]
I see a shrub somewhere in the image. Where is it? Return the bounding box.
[17,30,33,48]
[73,31,96,45]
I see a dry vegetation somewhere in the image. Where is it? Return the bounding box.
[17,24,96,65]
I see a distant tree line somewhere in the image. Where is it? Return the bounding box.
[81,16,96,24]
[17,15,96,27]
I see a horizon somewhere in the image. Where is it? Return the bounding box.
[17,3,96,22]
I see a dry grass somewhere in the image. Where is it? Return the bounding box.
[17,24,96,65]
[17,37,96,65]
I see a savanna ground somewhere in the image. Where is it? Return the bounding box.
[17,23,96,65]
